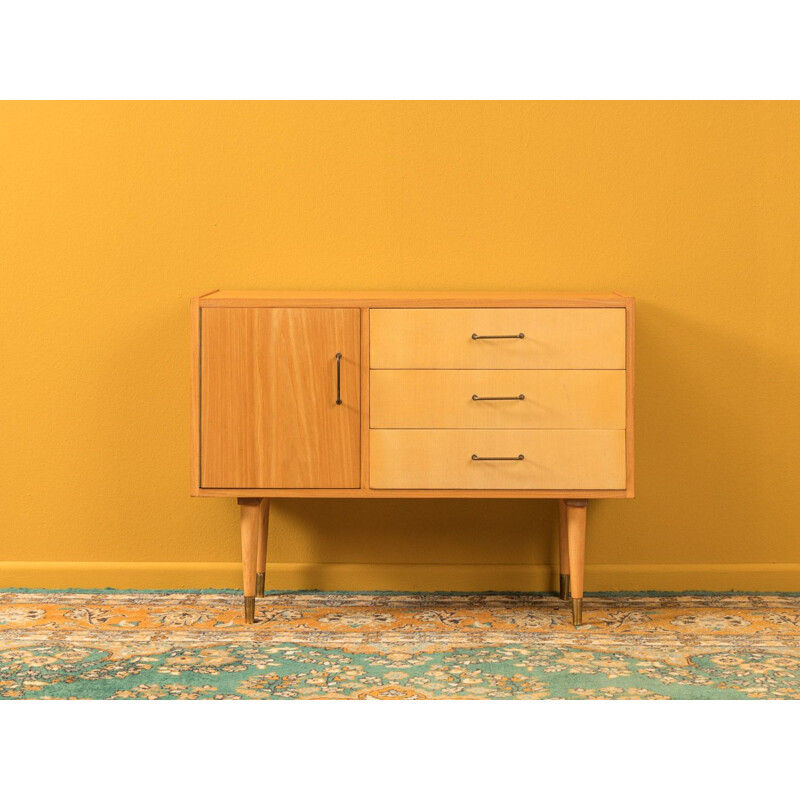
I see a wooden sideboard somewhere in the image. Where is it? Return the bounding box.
[190,291,635,625]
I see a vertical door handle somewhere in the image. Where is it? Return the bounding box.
[335,353,342,405]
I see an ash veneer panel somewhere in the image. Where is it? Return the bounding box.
[369,429,626,490]
[370,308,626,369]
[370,369,626,430]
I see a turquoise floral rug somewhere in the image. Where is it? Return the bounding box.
[1,590,799,699]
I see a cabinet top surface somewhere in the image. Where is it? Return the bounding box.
[196,290,633,307]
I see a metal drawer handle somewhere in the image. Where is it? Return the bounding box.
[472,394,525,401]
[335,353,342,405]
[472,332,524,340]
[471,454,525,461]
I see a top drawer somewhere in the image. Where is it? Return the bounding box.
[370,308,626,369]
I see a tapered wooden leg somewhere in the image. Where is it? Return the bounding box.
[238,498,261,623]
[565,499,588,626]
[256,499,270,598]
[557,499,570,600]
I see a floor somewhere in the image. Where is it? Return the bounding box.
[1,590,799,699]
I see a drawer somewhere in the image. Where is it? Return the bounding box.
[370,429,626,490]
[370,308,626,369]
[370,369,626,429]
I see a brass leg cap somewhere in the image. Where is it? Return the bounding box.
[572,598,583,627]
[256,572,265,598]
[559,573,571,601]
[244,596,255,624]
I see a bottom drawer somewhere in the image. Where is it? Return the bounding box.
[370,429,626,490]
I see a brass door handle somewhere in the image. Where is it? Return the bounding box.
[471,333,524,340]
[335,353,342,405]
[472,394,525,401]
[471,454,525,461]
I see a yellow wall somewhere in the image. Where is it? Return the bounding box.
[1,101,799,591]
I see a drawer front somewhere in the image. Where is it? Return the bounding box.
[370,429,626,490]
[370,308,626,369]
[370,369,626,429]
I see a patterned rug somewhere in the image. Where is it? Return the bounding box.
[1,590,799,699]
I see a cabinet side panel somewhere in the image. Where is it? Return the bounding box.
[190,298,201,495]
[360,307,370,489]
[626,298,635,496]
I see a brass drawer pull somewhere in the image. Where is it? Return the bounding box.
[471,454,525,461]
[472,394,525,401]
[335,353,342,405]
[472,332,524,340]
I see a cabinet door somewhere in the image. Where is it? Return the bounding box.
[200,308,360,488]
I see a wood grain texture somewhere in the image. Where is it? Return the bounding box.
[566,502,587,599]
[200,308,360,488]
[370,369,626,429]
[195,487,630,498]
[558,499,570,576]
[199,291,629,308]
[370,308,626,369]
[256,499,270,575]
[370,429,626,490]
[238,498,261,597]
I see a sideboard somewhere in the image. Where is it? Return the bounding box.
[190,291,635,625]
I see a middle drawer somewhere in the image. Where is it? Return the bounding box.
[370,369,626,429]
